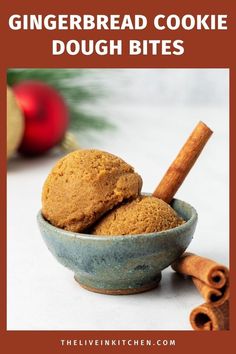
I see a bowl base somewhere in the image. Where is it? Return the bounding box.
[74,273,162,295]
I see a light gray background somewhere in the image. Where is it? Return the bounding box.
[7,69,229,330]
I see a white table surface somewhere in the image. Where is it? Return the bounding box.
[7,69,229,330]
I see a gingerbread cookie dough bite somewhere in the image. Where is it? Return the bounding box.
[42,149,142,232]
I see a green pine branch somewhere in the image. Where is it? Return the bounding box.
[7,69,113,132]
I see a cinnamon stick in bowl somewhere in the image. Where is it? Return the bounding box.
[153,121,213,204]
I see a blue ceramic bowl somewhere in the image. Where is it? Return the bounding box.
[37,198,197,295]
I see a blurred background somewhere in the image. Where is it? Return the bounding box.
[7,69,229,330]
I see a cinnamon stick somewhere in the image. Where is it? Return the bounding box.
[190,300,229,331]
[171,253,229,289]
[192,277,229,307]
[153,121,213,203]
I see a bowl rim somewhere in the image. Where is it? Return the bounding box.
[37,197,198,241]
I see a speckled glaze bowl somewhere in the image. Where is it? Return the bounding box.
[37,198,197,295]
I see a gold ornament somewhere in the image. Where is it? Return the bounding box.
[60,132,80,152]
[7,86,24,158]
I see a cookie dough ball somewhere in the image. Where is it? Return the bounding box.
[42,149,142,232]
[91,196,185,235]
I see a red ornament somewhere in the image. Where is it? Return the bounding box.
[13,81,69,155]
